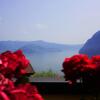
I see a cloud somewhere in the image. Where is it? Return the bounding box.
[35,24,48,30]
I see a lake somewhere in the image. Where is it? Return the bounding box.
[25,49,79,74]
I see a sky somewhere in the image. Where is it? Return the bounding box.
[0,0,100,44]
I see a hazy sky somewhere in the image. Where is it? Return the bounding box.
[0,0,100,44]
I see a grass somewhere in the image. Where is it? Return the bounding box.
[32,69,58,78]
[33,69,63,78]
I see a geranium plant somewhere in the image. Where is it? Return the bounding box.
[0,50,44,100]
[62,54,100,100]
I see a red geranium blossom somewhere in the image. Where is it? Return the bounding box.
[0,50,44,100]
[8,84,44,100]
[0,50,29,79]
[62,54,96,83]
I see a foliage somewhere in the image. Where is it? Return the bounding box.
[33,69,58,78]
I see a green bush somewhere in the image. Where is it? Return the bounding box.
[32,69,58,78]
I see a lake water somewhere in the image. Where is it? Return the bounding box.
[25,50,79,74]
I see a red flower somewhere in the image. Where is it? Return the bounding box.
[92,55,100,68]
[17,83,44,99]
[0,91,10,100]
[62,54,96,83]
[14,50,29,69]
[9,89,28,100]
[0,50,30,79]
[0,74,14,91]
[10,89,44,100]
[0,50,44,100]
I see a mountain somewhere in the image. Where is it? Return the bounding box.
[0,41,30,52]
[20,40,82,54]
[0,40,82,54]
[79,31,100,57]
